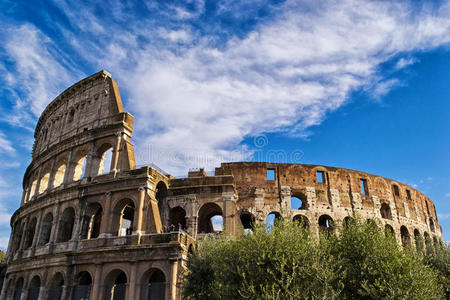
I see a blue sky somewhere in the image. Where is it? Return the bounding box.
[0,0,449,248]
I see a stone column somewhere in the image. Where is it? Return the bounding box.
[134,186,148,235]
[32,166,43,199]
[49,202,61,248]
[62,150,73,186]
[99,192,112,237]
[47,158,57,190]
[127,262,138,300]
[110,131,122,172]
[170,259,179,300]
[90,263,103,300]
[30,208,44,256]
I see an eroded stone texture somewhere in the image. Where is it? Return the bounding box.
[1,71,443,300]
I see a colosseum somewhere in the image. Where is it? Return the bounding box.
[0,70,442,300]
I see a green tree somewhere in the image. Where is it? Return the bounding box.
[0,251,5,263]
[183,219,445,300]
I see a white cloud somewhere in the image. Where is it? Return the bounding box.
[396,57,418,69]
[0,236,10,251]
[2,0,450,176]
[438,213,450,221]
[0,131,15,154]
[445,193,450,198]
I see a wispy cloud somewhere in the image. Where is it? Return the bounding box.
[1,0,450,175]
[438,213,450,221]
[445,193,450,198]
[396,57,418,69]
[0,131,15,154]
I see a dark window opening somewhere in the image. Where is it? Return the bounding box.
[317,171,324,183]
[240,212,255,234]
[148,270,166,300]
[266,169,275,181]
[392,184,400,197]
[380,203,392,220]
[318,214,334,232]
[169,206,187,231]
[72,272,92,300]
[400,226,410,247]
[406,189,411,200]
[293,215,309,228]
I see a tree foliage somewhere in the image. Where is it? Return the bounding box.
[183,219,446,300]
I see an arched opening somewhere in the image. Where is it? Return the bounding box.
[11,221,23,253]
[38,166,51,194]
[94,144,113,175]
[28,275,41,300]
[265,212,282,232]
[169,206,187,231]
[57,207,75,242]
[400,226,410,247]
[384,224,395,238]
[24,217,37,249]
[318,215,334,233]
[116,200,135,236]
[290,192,307,210]
[141,269,166,300]
[29,173,38,200]
[414,229,423,252]
[240,212,255,234]
[293,214,309,229]
[38,212,53,246]
[433,236,438,248]
[105,270,127,300]
[156,181,168,223]
[429,218,435,233]
[72,271,92,300]
[53,158,66,188]
[47,272,64,300]
[14,278,24,300]
[343,216,355,228]
[198,203,223,234]
[81,203,102,239]
[73,150,88,181]
[380,203,392,220]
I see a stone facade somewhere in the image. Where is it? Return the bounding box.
[0,71,443,300]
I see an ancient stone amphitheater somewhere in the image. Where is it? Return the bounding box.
[0,71,442,300]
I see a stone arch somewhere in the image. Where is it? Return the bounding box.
[72,150,88,181]
[72,271,92,300]
[53,157,67,188]
[424,231,433,253]
[156,181,168,222]
[38,212,53,246]
[169,206,186,230]
[28,275,41,300]
[400,226,410,247]
[104,269,128,300]
[140,268,166,300]
[93,143,114,176]
[318,214,334,232]
[290,191,307,210]
[384,224,395,238]
[81,203,103,239]
[293,214,309,228]
[13,277,24,300]
[240,211,255,233]
[114,199,135,236]
[380,203,392,220]
[429,218,435,233]
[29,172,39,200]
[414,229,423,251]
[24,217,37,249]
[48,272,64,300]
[265,211,282,231]
[11,221,23,252]
[198,203,223,233]
[57,207,75,242]
[38,165,51,194]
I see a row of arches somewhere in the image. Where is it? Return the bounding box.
[379,203,436,232]
[11,198,140,254]
[6,268,166,300]
[25,144,114,203]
